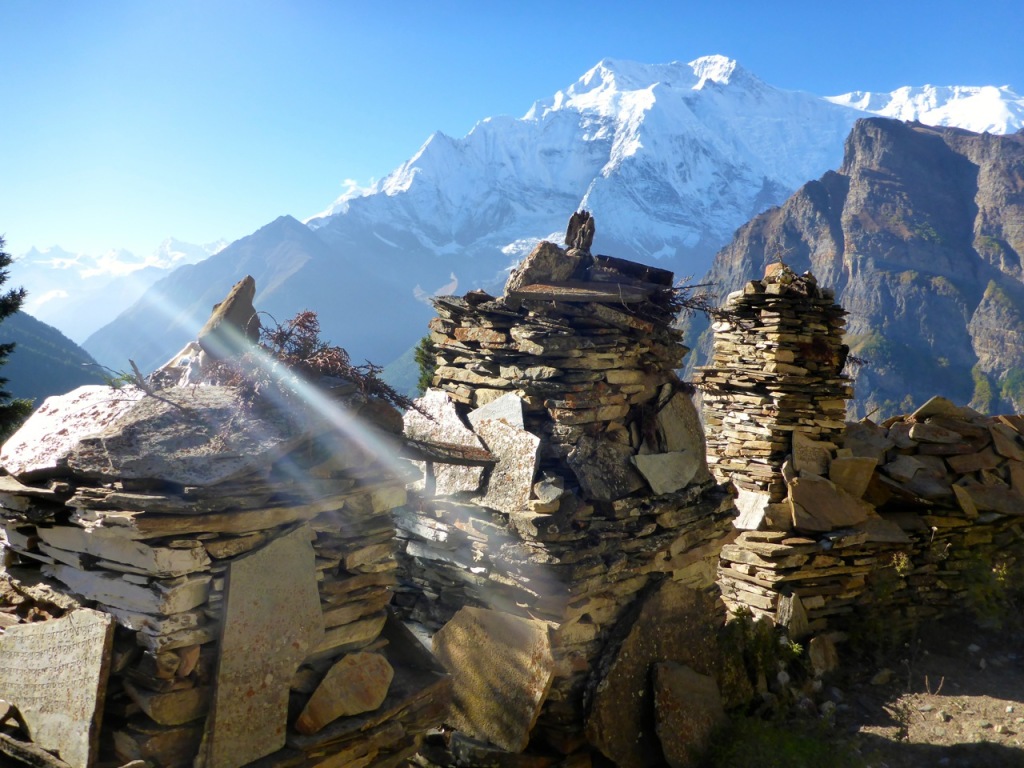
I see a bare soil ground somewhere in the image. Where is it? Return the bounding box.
[834,613,1024,767]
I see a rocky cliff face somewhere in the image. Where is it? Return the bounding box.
[686,118,1024,419]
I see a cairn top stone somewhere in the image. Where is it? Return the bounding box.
[197,275,261,361]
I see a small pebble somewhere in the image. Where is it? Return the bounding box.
[994,724,1008,734]
[967,643,981,653]
[1007,705,1015,714]
[979,720,993,729]
[871,668,893,685]
[936,710,952,722]
[918,703,935,712]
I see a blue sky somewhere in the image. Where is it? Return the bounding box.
[2,0,1021,257]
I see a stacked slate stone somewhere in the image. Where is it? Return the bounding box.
[394,225,734,757]
[696,264,852,506]
[845,396,1024,623]
[0,280,448,768]
[716,394,1024,637]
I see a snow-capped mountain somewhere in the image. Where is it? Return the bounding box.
[827,85,1024,135]
[82,55,1023,383]
[307,55,865,285]
[14,238,225,343]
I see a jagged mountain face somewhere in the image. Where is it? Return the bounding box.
[687,118,1024,419]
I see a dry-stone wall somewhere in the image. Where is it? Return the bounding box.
[700,267,1024,642]
[0,281,448,768]
[395,235,734,763]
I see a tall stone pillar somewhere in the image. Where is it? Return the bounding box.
[696,264,852,528]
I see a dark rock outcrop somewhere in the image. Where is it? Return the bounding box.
[685,118,1024,419]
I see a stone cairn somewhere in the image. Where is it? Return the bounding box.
[699,266,1024,643]
[696,263,852,514]
[395,213,734,763]
[0,278,448,768]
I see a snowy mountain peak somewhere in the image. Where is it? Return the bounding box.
[688,54,741,87]
[827,83,1024,135]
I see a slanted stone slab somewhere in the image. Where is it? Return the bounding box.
[403,389,485,495]
[567,437,644,502]
[653,662,726,768]
[828,456,877,499]
[990,423,1024,462]
[586,580,720,768]
[202,525,324,768]
[910,396,963,420]
[295,652,394,734]
[475,419,540,515]
[632,451,700,495]
[0,385,146,480]
[433,607,554,753]
[467,392,524,431]
[503,240,581,297]
[654,392,707,469]
[789,475,875,532]
[0,608,114,768]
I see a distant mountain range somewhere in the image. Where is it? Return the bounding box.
[12,238,225,343]
[13,55,1022,407]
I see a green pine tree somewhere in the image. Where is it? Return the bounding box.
[0,235,31,440]
[414,335,437,394]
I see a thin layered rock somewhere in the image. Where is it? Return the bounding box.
[0,280,448,768]
[395,230,734,757]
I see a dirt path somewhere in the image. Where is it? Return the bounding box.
[835,614,1024,767]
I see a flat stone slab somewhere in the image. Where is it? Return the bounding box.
[467,392,524,431]
[567,436,644,502]
[792,431,836,476]
[202,524,325,768]
[632,451,700,495]
[789,475,877,532]
[653,662,726,768]
[732,488,770,531]
[586,580,720,768]
[66,386,311,486]
[475,419,540,514]
[404,389,485,495]
[828,456,878,499]
[0,608,114,768]
[0,385,146,480]
[433,607,554,752]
